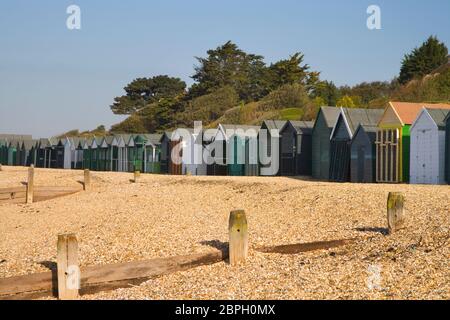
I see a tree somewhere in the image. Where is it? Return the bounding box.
[191,41,268,102]
[399,36,448,84]
[336,95,356,108]
[268,53,313,89]
[110,75,186,114]
[138,98,183,132]
[313,81,339,106]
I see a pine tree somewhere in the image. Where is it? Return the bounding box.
[399,36,448,84]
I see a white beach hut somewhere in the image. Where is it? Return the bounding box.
[410,108,450,184]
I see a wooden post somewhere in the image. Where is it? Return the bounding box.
[387,192,405,234]
[57,234,79,300]
[0,164,2,171]
[26,165,34,204]
[134,171,141,183]
[83,169,90,191]
[229,210,248,265]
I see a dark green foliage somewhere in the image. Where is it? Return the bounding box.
[399,36,448,84]
[191,41,269,102]
[268,53,319,94]
[111,76,186,115]
[313,81,339,106]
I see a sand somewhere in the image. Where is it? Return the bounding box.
[0,166,449,300]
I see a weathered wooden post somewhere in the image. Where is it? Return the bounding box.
[83,169,90,191]
[229,210,248,265]
[134,171,141,183]
[26,165,34,204]
[57,234,79,300]
[387,192,405,234]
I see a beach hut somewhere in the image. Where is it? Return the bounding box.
[259,121,286,176]
[82,137,97,170]
[114,135,129,172]
[376,102,450,183]
[350,124,378,183]
[71,138,84,169]
[143,134,163,173]
[0,138,8,165]
[280,121,314,176]
[212,124,260,176]
[46,138,59,168]
[95,136,111,171]
[7,140,20,166]
[35,139,49,168]
[159,131,183,175]
[171,128,207,176]
[102,136,119,171]
[159,132,172,174]
[21,140,38,166]
[16,140,27,166]
[311,107,341,180]
[56,137,72,169]
[131,135,147,172]
[329,108,384,182]
[410,108,450,185]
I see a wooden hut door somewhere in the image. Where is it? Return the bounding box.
[330,140,351,182]
[376,129,399,183]
[169,140,182,175]
[280,132,296,176]
[416,129,433,184]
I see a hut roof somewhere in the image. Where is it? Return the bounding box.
[83,137,96,148]
[262,120,288,132]
[104,136,116,145]
[289,120,314,134]
[332,108,384,139]
[22,140,37,151]
[144,134,163,146]
[425,108,450,130]
[388,101,450,125]
[318,107,341,128]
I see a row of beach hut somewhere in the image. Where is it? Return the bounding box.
[311,102,450,184]
[2,101,450,184]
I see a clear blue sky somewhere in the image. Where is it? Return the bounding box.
[1,0,449,137]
